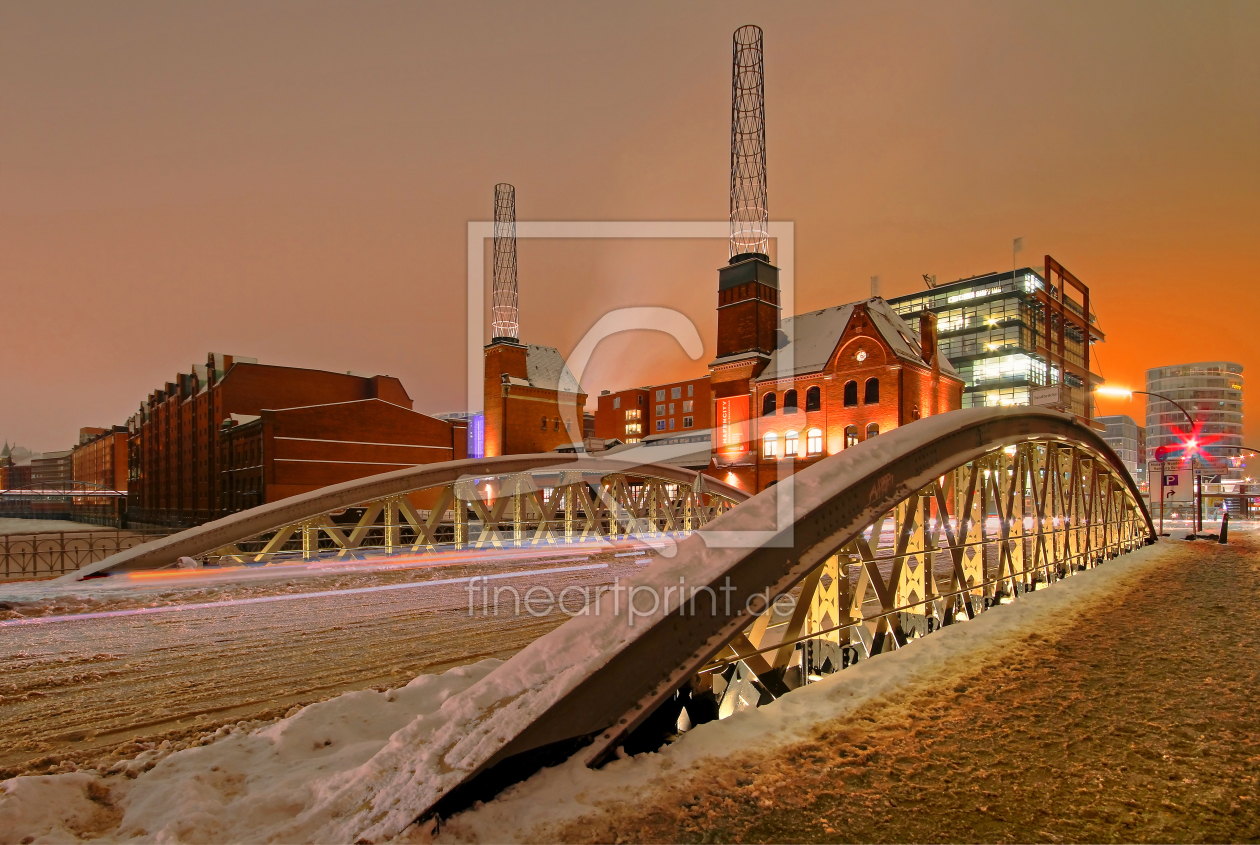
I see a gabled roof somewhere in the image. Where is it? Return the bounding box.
[524,344,583,394]
[756,297,958,381]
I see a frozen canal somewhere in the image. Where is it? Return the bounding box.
[0,550,650,776]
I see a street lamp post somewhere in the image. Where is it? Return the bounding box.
[1094,387,1201,534]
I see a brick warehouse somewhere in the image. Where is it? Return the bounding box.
[594,376,714,443]
[711,254,963,492]
[482,339,587,457]
[127,353,466,528]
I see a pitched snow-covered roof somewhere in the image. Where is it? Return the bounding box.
[525,345,582,395]
[757,297,958,381]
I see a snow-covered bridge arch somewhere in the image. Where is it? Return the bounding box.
[63,454,747,579]
[315,406,1153,841]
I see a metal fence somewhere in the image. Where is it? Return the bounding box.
[0,529,169,580]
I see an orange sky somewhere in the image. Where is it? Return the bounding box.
[2,1,1258,451]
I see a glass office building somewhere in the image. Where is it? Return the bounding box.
[888,268,1103,421]
[1145,362,1244,482]
[1097,414,1146,488]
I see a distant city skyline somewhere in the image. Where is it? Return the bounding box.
[2,1,1257,450]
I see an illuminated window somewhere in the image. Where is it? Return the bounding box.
[866,423,879,439]
[626,437,641,444]
[762,392,777,416]
[864,378,879,404]
[843,381,858,407]
[785,430,799,456]
[844,425,858,448]
[784,389,798,413]
[807,428,823,455]
[625,423,642,434]
[625,409,641,420]
[762,432,779,459]
[805,386,821,411]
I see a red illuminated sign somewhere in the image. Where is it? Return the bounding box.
[716,396,750,458]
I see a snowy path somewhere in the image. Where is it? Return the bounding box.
[0,555,643,777]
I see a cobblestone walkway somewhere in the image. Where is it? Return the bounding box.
[551,535,1260,843]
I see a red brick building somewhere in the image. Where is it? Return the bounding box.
[595,377,714,443]
[594,387,650,443]
[127,353,465,528]
[72,427,129,492]
[218,398,466,515]
[708,254,963,492]
[482,339,588,457]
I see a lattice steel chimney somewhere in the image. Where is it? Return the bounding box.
[491,183,520,341]
[729,24,767,262]
[715,25,780,364]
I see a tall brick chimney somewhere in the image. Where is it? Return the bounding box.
[919,311,939,371]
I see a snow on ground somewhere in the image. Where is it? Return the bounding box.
[0,660,501,844]
[434,539,1181,844]
[0,539,1179,844]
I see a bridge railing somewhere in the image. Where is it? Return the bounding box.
[0,529,172,580]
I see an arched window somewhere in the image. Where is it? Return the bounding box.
[807,428,823,455]
[762,431,779,459]
[554,418,561,431]
[844,425,859,448]
[866,423,880,439]
[783,389,799,413]
[864,377,880,404]
[843,380,858,407]
[541,416,548,429]
[805,386,821,412]
[762,392,777,416]
[784,430,799,457]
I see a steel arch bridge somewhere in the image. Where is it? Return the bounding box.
[66,454,747,578]
[308,407,1152,841]
[63,407,1154,841]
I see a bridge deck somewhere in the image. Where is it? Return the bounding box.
[534,532,1260,844]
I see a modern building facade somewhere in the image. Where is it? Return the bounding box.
[1145,362,1244,482]
[127,353,464,528]
[1097,414,1146,487]
[887,260,1104,425]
